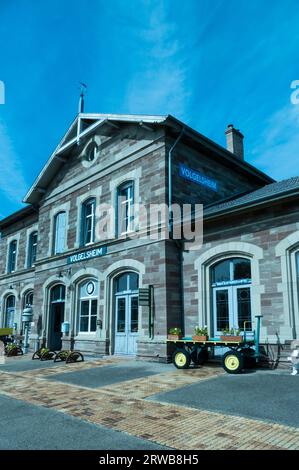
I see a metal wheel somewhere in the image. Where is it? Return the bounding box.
[191,347,209,365]
[222,351,244,374]
[66,351,84,363]
[172,349,191,369]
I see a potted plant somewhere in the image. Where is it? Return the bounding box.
[167,327,182,340]
[192,326,209,342]
[220,326,243,342]
[5,343,19,357]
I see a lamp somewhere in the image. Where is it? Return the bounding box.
[22,306,33,354]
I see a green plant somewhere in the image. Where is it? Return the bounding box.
[59,350,70,360]
[221,326,241,336]
[194,326,208,336]
[40,347,49,355]
[6,343,17,352]
[168,327,182,335]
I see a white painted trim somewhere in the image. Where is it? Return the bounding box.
[99,259,145,354]
[0,289,19,328]
[80,135,102,169]
[41,276,69,343]
[20,284,34,309]
[75,187,102,249]
[110,168,141,236]
[194,242,265,340]
[24,224,38,269]
[69,268,101,338]
[275,230,299,338]
[6,233,20,274]
[47,202,71,257]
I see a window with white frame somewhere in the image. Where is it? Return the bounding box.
[78,279,98,333]
[24,290,34,308]
[5,295,15,328]
[8,240,17,273]
[54,212,66,254]
[117,181,134,236]
[81,198,96,246]
[28,231,38,267]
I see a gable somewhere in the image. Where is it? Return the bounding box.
[23,113,167,205]
[36,120,165,204]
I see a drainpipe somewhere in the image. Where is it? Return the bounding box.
[175,240,185,336]
[167,127,185,335]
[168,127,185,233]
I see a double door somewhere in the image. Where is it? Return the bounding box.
[115,294,139,355]
[213,285,252,336]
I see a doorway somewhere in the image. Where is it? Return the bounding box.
[114,272,139,355]
[49,284,65,350]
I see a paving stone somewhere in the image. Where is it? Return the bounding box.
[0,359,298,450]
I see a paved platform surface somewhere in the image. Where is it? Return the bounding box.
[49,361,174,388]
[149,371,299,428]
[0,394,168,450]
[0,355,298,450]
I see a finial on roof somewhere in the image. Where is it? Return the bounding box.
[78,82,87,114]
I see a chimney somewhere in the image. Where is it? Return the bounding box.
[225,124,244,160]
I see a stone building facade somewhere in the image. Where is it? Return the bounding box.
[0,113,298,362]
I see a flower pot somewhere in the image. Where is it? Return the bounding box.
[6,348,18,357]
[192,335,208,342]
[220,335,243,342]
[167,334,182,341]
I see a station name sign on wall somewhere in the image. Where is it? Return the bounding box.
[67,246,107,264]
[179,163,218,192]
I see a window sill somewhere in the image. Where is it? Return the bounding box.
[75,333,97,339]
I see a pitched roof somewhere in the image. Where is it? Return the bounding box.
[0,205,36,230]
[23,112,273,205]
[204,176,299,217]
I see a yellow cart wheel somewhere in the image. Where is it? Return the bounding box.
[222,351,244,374]
[172,349,191,369]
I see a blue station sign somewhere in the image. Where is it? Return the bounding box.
[67,246,107,264]
[179,163,218,192]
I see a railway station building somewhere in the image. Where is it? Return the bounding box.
[0,113,298,363]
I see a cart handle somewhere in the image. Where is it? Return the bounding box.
[243,321,251,342]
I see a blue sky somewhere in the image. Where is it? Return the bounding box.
[0,0,299,218]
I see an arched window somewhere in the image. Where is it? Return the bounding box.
[8,240,17,273]
[24,290,34,308]
[211,258,251,285]
[78,279,98,333]
[28,231,38,267]
[5,295,16,328]
[115,272,139,294]
[50,284,65,303]
[211,258,252,334]
[81,198,96,246]
[116,181,134,236]
[54,212,66,254]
